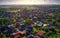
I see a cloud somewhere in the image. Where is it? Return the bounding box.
[0,0,44,5]
[44,0,60,3]
[0,0,60,5]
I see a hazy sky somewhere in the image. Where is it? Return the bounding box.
[0,0,60,5]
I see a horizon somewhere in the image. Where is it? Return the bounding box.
[0,4,60,6]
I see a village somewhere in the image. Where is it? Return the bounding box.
[0,6,60,38]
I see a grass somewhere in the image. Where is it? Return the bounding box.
[7,10,20,12]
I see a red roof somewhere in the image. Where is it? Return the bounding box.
[12,31,25,38]
[37,30,45,36]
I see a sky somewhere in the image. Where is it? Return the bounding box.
[0,0,60,5]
